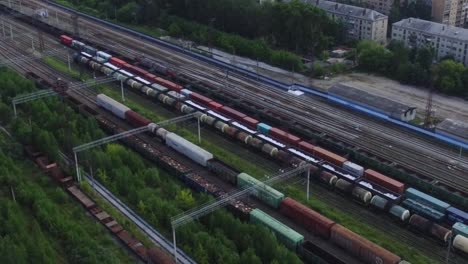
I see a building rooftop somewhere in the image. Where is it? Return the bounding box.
[393,18,468,42]
[329,83,416,116]
[298,0,387,21]
[436,119,468,141]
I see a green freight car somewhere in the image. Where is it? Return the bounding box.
[250,209,304,250]
[237,172,284,208]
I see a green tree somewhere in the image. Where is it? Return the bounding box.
[175,189,195,210]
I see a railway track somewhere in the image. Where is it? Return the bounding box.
[15,0,468,193]
[3,10,468,263]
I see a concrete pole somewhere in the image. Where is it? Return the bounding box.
[9,24,13,40]
[74,151,80,182]
[306,167,310,201]
[197,117,201,144]
[12,102,16,118]
[90,165,94,190]
[55,10,59,26]
[31,35,34,51]
[120,80,125,102]
[67,53,71,71]
[1,19,5,37]
[445,233,452,264]
[460,147,463,159]
[172,227,177,263]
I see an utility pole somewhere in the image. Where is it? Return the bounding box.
[38,30,45,53]
[423,76,436,129]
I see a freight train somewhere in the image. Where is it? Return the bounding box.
[95,93,405,264]
[61,35,468,258]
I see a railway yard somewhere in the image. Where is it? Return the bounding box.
[1,0,468,263]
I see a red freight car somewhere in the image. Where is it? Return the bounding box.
[59,35,73,45]
[363,169,405,194]
[313,147,347,166]
[109,57,127,67]
[156,77,183,92]
[125,110,151,127]
[298,141,315,154]
[25,145,42,158]
[67,186,96,209]
[219,106,246,120]
[208,101,223,110]
[242,116,259,129]
[144,73,158,82]
[279,198,335,239]
[49,166,65,181]
[270,127,301,145]
[190,92,213,106]
[134,244,148,260]
[147,247,175,264]
[330,224,401,264]
[129,66,149,77]
[35,156,57,171]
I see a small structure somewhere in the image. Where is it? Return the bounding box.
[328,83,417,121]
[436,119,468,142]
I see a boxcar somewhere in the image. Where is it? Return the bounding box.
[363,169,405,194]
[405,188,450,213]
[330,224,401,264]
[250,209,304,250]
[279,197,335,239]
[237,173,284,208]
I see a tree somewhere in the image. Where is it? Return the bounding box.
[175,189,195,210]
[415,46,434,71]
[240,248,262,264]
[357,41,392,74]
[434,59,466,94]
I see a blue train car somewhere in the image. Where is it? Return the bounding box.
[447,207,468,224]
[82,45,97,56]
[402,199,445,222]
[405,188,450,213]
[257,123,272,135]
[452,222,468,238]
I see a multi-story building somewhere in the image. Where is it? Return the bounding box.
[299,0,388,44]
[432,0,468,27]
[392,18,468,65]
[432,0,459,26]
[365,0,394,15]
[455,0,468,26]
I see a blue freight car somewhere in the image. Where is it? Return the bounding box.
[405,188,450,213]
[447,207,468,224]
[402,199,445,222]
[257,123,272,135]
[452,222,468,238]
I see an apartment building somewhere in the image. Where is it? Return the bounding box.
[298,0,388,44]
[392,18,468,65]
[432,0,468,27]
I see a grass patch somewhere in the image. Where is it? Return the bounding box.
[43,57,81,79]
